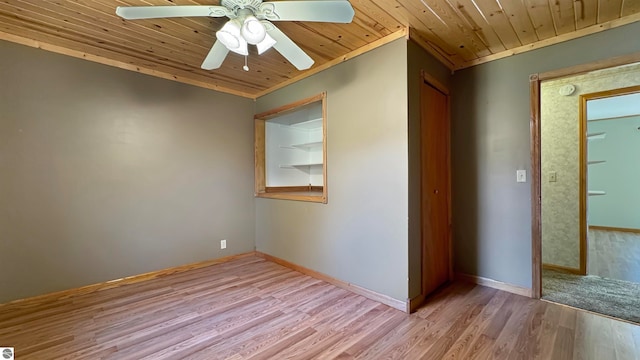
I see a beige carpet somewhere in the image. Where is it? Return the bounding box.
[542,269,640,324]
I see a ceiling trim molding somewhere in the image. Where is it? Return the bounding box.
[408,28,456,71]
[0,30,256,99]
[455,12,640,70]
[254,27,409,99]
[538,52,640,81]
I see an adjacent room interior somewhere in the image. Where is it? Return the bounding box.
[540,64,640,324]
[1,0,640,358]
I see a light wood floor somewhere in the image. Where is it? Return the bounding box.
[589,229,640,283]
[2,256,640,359]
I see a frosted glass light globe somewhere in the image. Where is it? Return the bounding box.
[216,20,248,55]
[241,16,266,45]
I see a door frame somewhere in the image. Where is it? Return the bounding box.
[420,70,452,303]
[529,53,640,299]
[409,71,451,312]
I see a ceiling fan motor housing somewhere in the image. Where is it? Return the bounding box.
[221,0,264,14]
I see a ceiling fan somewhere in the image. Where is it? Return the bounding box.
[116,0,355,71]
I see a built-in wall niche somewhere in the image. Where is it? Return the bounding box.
[254,92,327,203]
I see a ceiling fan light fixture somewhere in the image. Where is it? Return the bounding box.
[241,16,266,45]
[115,0,357,71]
[216,20,248,56]
[256,33,277,55]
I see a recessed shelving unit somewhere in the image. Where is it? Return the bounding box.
[254,92,327,203]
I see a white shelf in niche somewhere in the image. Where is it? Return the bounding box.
[279,163,323,169]
[588,190,606,196]
[587,132,606,140]
[290,118,322,130]
[291,141,323,150]
[588,160,606,165]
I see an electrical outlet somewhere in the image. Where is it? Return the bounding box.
[220,240,227,249]
[549,171,557,182]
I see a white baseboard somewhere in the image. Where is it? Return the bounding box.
[455,273,532,298]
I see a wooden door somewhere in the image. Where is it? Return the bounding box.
[421,77,451,297]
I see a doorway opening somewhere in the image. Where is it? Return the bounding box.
[530,56,640,323]
[581,88,640,284]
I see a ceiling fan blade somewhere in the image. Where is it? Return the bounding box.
[259,1,355,23]
[201,41,230,70]
[265,23,314,70]
[116,6,231,20]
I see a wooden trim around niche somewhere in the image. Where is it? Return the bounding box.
[254,93,325,120]
[254,119,266,195]
[254,92,327,204]
[265,186,323,193]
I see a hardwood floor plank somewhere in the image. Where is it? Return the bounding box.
[310,306,401,358]
[244,326,318,360]
[537,303,561,359]
[611,320,637,360]
[588,229,640,283]
[442,289,510,359]
[491,294,537,359]
[350,315,421,358]
[369,318,439,359]
[551,326,575,360]
[508,300,547,359]
[632,328,640,359]
[339,310,408,358]
[1,255,639,359]
[190,311,311,360]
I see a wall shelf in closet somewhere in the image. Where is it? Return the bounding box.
[588,190,606,196]
[587,132,606,140]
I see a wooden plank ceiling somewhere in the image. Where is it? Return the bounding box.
[1,0,639,98]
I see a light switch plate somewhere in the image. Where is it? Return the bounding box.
[516,170,526,183]
[549,171,557,182]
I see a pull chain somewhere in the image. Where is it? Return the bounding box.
[243,56,249,72]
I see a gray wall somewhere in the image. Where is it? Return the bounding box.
[588,115,640,229]
[451,21,640,288]
[255,39,409,301]
[406,40,452,298]
[0,41,256,303]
